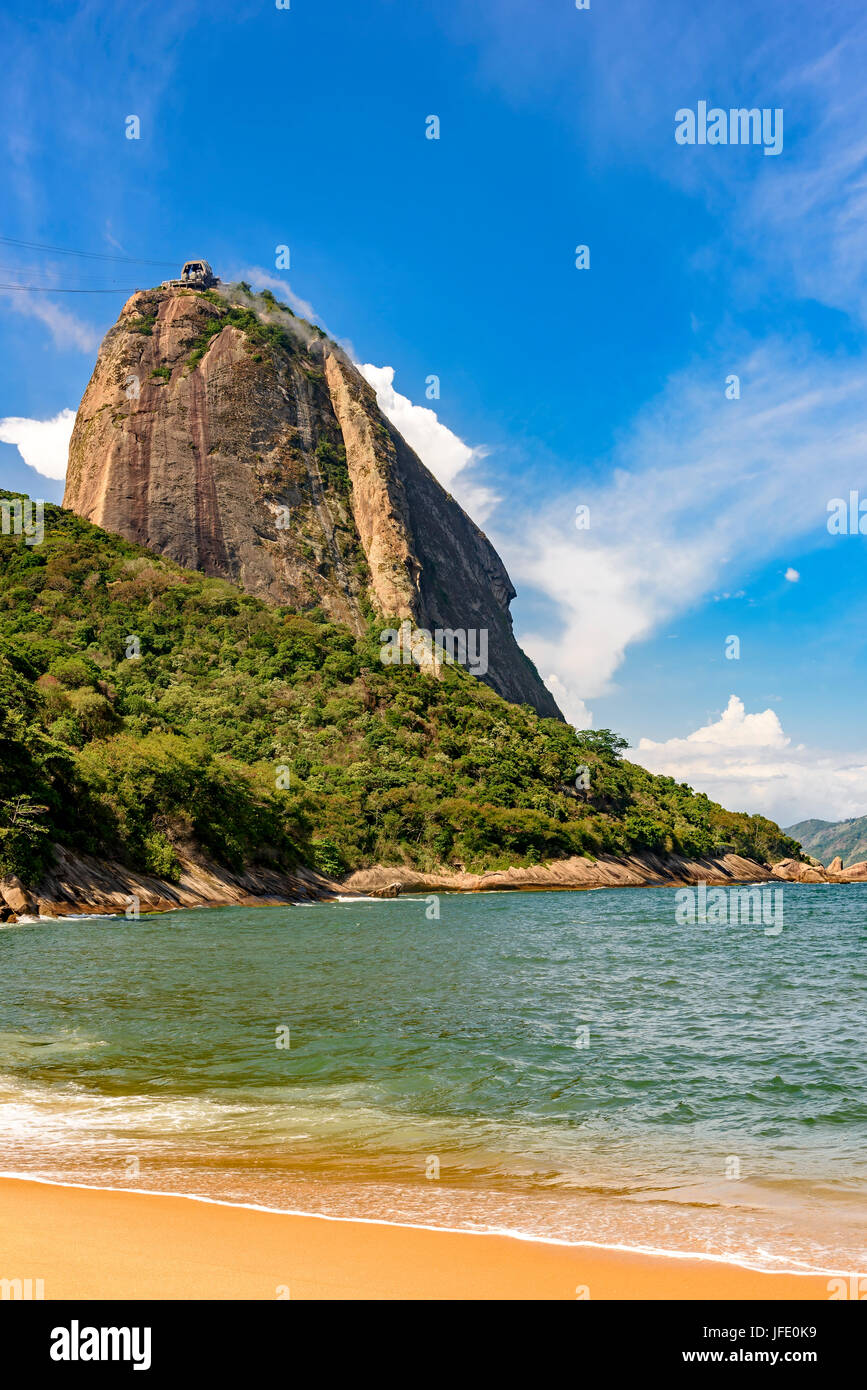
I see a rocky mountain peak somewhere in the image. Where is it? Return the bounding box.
[63,278,563,719]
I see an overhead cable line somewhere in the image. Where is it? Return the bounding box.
[0,265,139,282]
[0,282,139,293]
[0,236,175,266]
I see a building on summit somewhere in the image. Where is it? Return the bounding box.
[162,259,219,290]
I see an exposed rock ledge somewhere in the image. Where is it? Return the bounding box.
[5,847,864,923]
[770,856,867,883]
[0,844,340,921]
[343,851,779,896]
[344,852,867,896]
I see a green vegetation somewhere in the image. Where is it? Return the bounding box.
[0,794,50,883]
[315,437,351,497]
[186,296,299,370]
[183,285,332,373]
[150,366,171,381]
[259,287,295,317]
[0,495,802,885]
[128,307,157,336]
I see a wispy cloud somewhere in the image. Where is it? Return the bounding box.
[444,1,867,324]
[0,290,101,352]
[103,220,126,253]
[230,266,324,330]
[500,339,867,723]
[599,8,867,325]
[744,21,867,321]
[360,333,867,735]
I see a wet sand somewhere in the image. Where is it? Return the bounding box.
[0,1176,835,1300]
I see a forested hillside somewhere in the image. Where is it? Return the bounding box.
[0,496,802,886]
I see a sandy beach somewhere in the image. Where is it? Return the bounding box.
[0,1176,836,1300]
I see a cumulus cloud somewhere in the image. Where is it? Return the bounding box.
[641,695,790,755]
[543,672,592,730]
[0,408,75,480]
[358,364,500,522]
[632,696,867,826]
[784,567,800,582]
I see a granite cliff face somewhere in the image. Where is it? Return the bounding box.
[64,282,561,718]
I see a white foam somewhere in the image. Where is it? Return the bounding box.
[0,1170,859,1278]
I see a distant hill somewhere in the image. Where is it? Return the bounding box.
[785,817,867,868]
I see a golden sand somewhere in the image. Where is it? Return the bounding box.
[0,1176,836,1300]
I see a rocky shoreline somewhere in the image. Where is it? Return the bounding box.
[0,843,340,922]
[3,845,866,923]
[345,851,867,897]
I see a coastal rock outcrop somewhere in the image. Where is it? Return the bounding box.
[368,881,403,898]
[343,852,780,896]
[0,874,38,919]
[63,281,561,719]
[770,856,867,883]
[838,859,867,881]
[30,843,342,918]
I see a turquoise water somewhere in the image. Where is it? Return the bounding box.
[1,885,866,1271]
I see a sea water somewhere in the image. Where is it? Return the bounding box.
[1,885,865,1273]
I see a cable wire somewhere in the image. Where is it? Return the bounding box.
[0,236,175,266]
[0,282,140,293]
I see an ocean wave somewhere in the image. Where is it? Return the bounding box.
[0,1030,108,1064]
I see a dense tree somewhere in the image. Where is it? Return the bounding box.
[0,494,803,883]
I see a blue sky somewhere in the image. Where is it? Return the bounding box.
[1,0,866,825]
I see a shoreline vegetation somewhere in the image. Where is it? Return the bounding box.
[0,1176,837,1300]
[1,499,806,917]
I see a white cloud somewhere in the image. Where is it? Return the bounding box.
[624,15,867,328]
[358,364,500,522]
[231,266,323,329]
[446,4,867,326]
[544,672,592,730]
[0,408,75,480]
[641,695,790,754]
[0,291,101,353]
[500,340,867,724]
[344,342,867,737]
[784,567,800,582]
[632,696,867,826]
[744,27,867,324]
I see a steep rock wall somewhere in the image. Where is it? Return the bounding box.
[64,284,562,718]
